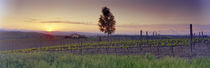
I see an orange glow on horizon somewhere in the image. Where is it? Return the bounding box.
[46,26,54,32]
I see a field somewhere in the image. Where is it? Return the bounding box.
[0,52,210,68]
[0,32,210,68]
[1,35,209,57]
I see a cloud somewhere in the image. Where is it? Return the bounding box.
[41,21,82,24]
[24,18,96,25]
[24,18,38,22]
[40,20,95,25]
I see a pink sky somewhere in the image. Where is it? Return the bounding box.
[0,0,209,35]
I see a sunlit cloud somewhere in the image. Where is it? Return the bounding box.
[24,18,38,22]
[40,20,95,25]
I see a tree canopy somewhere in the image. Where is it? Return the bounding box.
[98,7,116,36]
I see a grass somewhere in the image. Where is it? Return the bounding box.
[0,52,210,68]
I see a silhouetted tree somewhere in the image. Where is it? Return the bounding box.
[98,7,116,37]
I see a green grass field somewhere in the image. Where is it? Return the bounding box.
[0,52,210,68]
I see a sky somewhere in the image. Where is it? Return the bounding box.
[0,0,210,35]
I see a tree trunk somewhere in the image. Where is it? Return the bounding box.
[107,34,110,41]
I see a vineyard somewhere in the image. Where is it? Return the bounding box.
[1,37,209,57]
[0,26,209,68]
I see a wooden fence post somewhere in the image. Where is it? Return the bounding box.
[140,30,143,40]
[190,24,193,53]
[146,31,148,44]
[139,30,143,53]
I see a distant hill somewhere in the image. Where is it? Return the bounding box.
[0,31,47,40]
[40,31,105,36]
[0,30,106,40]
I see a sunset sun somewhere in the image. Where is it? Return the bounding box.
[46,27,53,32]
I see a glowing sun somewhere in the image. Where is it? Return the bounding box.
[46,27,53,32]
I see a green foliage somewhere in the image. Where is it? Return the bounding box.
[1,38,208,53]
[0,52,210,68]
[98,7,116,35]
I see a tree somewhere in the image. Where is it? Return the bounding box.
[98,7,116,37]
